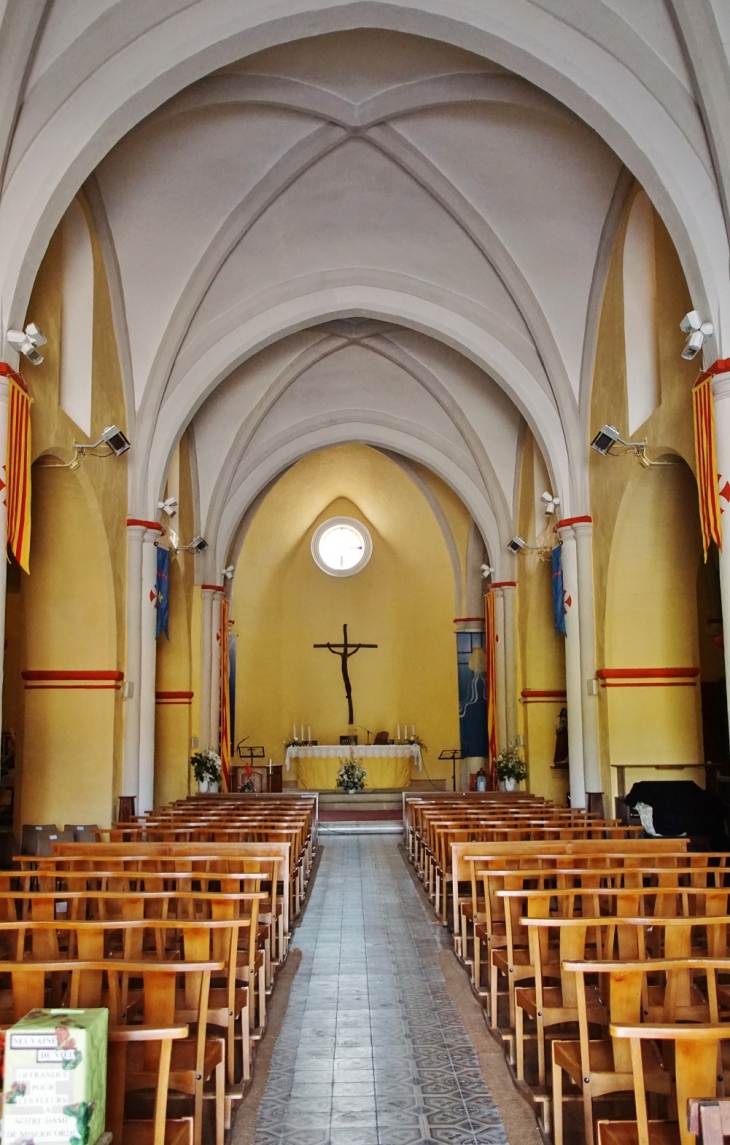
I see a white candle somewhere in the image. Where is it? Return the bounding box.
[397,725,401,741]
[300,725,304,740]
[268,758,272,772]
[293,724,296,739]
[412,725,415,736]
[308,725,311,741]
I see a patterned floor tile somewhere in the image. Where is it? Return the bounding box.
[247,837,507,1145]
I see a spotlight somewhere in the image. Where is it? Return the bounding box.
[74,425,130,456]
[680,311,713,360]
[7,322,47,365]
[182,536,207,553]
[507,537,527,555]
[222,565,235,580]
[591,425,623,455]
[158,497,177,517]
[480,563,494,579]
[540,491,560,516]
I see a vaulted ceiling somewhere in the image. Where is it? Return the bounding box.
[1,2,728,578]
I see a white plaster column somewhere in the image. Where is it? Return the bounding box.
[199,587,215,748]
[712,371,730,735]
[493,586,507,751]
[138,527,160,814]
[501,582,517,745]
[210,588,223,754]
[122,522,146,801]
[0,376,10,731]
[572,518,602,803]
[556,522,586,808]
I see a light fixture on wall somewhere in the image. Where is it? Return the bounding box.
[6,323,46,365]
[480,563,494,579]
[680,311,713,360]
[590,424,664,468]
[180,536,207,553]
[158,497,177,517]
[222,565,234,579]
[540,491,560,516]
[507,535,551,558]
[75,425,130,457]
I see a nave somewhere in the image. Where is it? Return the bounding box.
[243,834,515,1145]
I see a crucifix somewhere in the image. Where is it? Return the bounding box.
[314,623,378,725]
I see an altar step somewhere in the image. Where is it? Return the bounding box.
[317,790,403,834]
[318,790,403,814]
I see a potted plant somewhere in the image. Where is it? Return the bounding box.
[494,743,527,791]
[190,748,222,793]
[336,751,366,793]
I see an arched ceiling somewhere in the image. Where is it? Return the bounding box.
[1,4,729,580]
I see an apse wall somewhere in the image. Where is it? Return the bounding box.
[233,444,463,785]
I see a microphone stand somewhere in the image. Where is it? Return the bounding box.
[357,725,373,745]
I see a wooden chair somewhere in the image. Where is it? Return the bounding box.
[108,1024,193,1145]
[597,1022,730,1145]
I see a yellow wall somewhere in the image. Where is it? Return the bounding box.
[515,431,569,803]
[234,445,462,784]
[588,183,704,799]
[3,190,129,830]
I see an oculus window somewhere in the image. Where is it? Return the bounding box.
[311,517,372,577]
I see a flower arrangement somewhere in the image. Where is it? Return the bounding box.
[494,743,527,787]
[284,736,302,749]
[190,748,222,787]
[336,750,367,793]
[240,764,256,793]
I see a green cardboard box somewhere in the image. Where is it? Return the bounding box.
[2,1008,107,1145]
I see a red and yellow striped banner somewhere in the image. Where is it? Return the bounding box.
[485,590,498,772]
[5,370,31,572]
[219,596,231,792]
[693,372,722,559]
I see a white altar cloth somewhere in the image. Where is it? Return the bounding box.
[285,744,422,790]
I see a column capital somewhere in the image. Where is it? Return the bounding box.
[571,519,594,539]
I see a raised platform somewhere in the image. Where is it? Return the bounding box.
[317,789,404,834]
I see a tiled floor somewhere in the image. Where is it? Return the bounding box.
[251,835,508,1145]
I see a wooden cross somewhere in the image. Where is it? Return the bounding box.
[313,623,378,725]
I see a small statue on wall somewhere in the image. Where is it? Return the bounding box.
[553,707,569,769]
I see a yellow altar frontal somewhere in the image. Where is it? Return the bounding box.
[285,744,422,790]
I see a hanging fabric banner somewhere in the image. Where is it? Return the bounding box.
[155,546,170,640]
[692,370,722,559]
[219,596,232,792]
[4,368,32,573]
[551,545,567,636]
[484,590,498,772]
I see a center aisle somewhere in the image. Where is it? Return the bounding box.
[249,835,508,1145]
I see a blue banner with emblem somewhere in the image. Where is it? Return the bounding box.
[156,546,170,640]
[551,545,567,637]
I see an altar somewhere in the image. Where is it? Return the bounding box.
[285,744,422,790]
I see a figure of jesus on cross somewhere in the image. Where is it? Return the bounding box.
[314,623,378,725]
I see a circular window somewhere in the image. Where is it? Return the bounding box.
[311,517,372,577]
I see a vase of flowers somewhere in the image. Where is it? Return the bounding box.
[336,750,366,793]
[190,748,222,793]
[494,743,527,791]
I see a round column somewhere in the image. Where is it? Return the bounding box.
[556,522,586,808]
[122,522,146,801]
[571,518,602,808]
[210,588,224,754]
[0,376,10,730]
[494,586,507,751]
[138,526,160,814]
[199,587,215,748]
[501,583,517,745]
[711,371,730,736]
